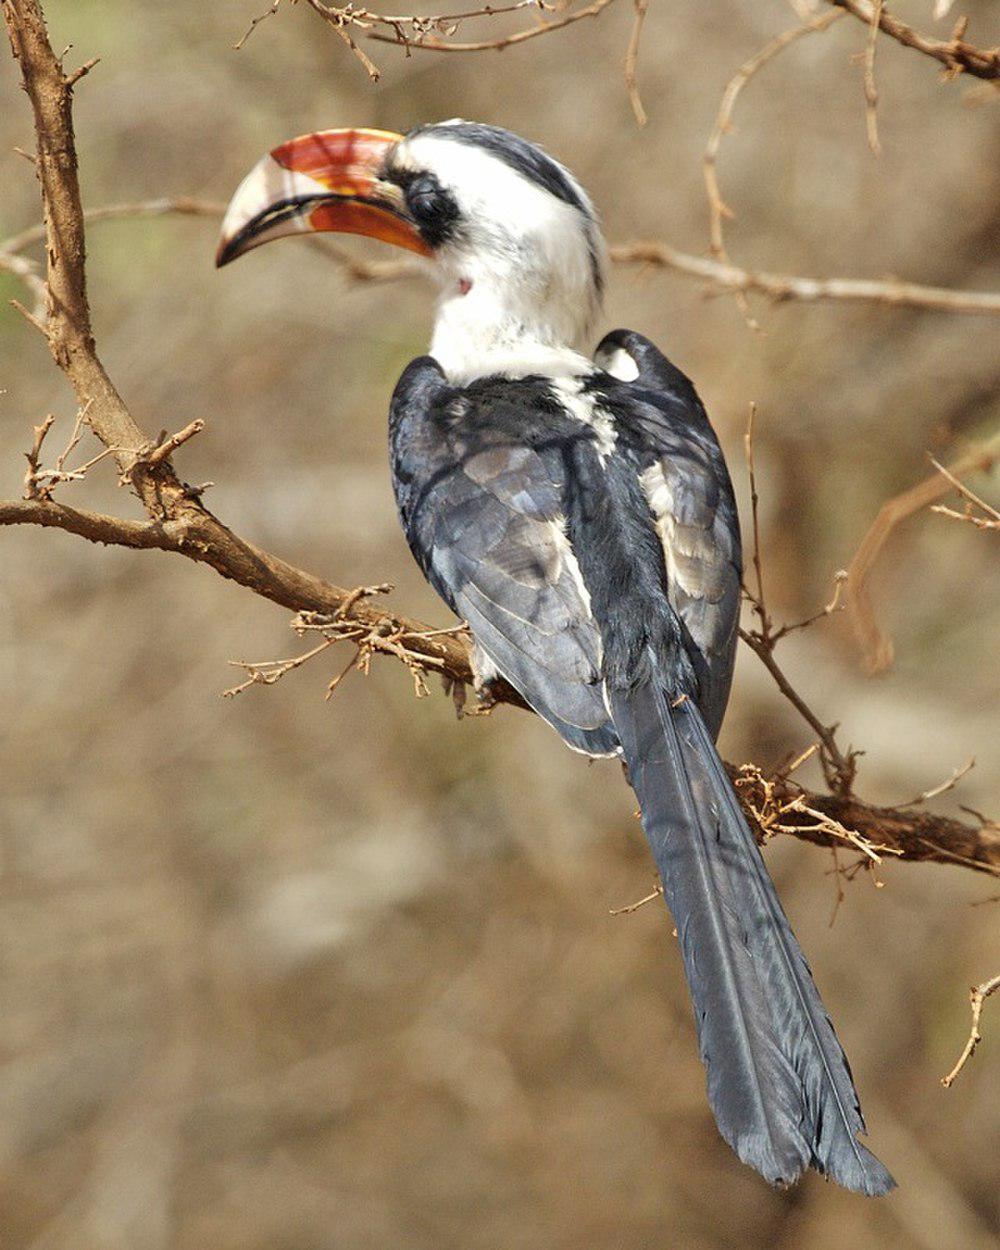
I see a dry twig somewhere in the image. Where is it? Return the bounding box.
[702,9,844,326]
[734,761,900,866]
[740,406,859,794]
[844,435,1000,672]
[827,0,1000,81]
[928,455,1000,532]
[240,0,602,81]
[940,974,1000,1087]
[363,0,611,53]
[609,883,663,915]
[609,241,1000,318]
[234,0,284,49]
[902,758,975,808]
[863,0,885,154]
[623,0,649,126]
[6,197,1000,320]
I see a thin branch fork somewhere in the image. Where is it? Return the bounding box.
[253,0,596,82]
[928,455,1000,532]
[844,434,1000,673]
[827,0,1000,82]
[702,8,845,326]
[741,405,858,795]
[362,0,614,53]
[941,973,1000,1088]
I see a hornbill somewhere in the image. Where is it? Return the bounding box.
[217,121,894,1195]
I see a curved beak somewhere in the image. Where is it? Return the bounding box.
[215,127,430,268]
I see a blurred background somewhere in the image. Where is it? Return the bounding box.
[1,1,998,1246]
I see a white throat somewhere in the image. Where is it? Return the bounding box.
[429,279,594,383]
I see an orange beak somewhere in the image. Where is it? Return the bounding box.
[216,128,431,267]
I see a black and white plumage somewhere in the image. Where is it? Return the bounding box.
[218,120,894,1195]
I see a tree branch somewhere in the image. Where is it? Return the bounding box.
[844,435,1000,673]
[3,493,998,879]
[609,242,1000,318]
[827,0,1000,81]
[5,197,1000,320]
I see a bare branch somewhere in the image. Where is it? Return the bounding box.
[610,883,663,915]
[863,0,884,154]
[2,495,998,876]
[844,436,1000,673]
[63,53,99,86]
[610,242,1000,318]
[703,9,845,326]
[740,407,859,794]
[234,0,284,50]
[623,0,649,126]
[144,419,205,469]
[928,455,1000,532]
[6,197,1000,320]
[901,758,975,808]
[826,0,1000,81]
[0,248,47,318]
[364,0,614,54]
[941,974,1000,1087]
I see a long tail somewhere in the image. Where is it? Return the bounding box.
[610,674,894,1195]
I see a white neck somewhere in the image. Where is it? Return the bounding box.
[429,263,602,383]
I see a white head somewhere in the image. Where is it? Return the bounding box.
[217,121,606,381]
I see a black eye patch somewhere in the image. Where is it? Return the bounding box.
[399,171,460,248]
[403,122,604,296]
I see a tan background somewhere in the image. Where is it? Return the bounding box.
[1,2,998,1246]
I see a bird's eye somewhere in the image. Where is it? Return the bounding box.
[403,173,459,247]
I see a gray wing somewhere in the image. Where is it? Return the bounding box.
[389,360,618,757]
[594,330,743,737]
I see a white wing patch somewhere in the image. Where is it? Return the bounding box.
[640,461,728,608]
[551,377,617,461]
[641,461,681,591]
[549,517,594,619]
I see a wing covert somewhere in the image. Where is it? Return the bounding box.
[389,359,618,756]
[593,330,743,736]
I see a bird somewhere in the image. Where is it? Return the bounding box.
[216,120,895,1196]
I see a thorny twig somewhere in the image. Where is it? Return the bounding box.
[20,400,120,500]
[363,0,611,53]
[734,743,899,873]
[224,589,472,702]
[241,0,579,82]
[940,974,1000,1088]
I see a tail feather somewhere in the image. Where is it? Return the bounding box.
[610,672,894,1195]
